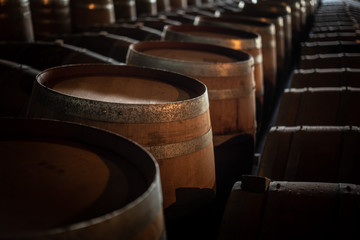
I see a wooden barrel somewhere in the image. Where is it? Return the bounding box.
[217,11,286,77]
[162,24,264,130]
[82,23,162,41]
[0,59,40,117]
[0,117,165,240]
[135,0,158,17]
[126,40,256,140]
[187,0,201,6]
[113,0,137,21]
[299,53,360,69]
[70,0,115,32]
[239,2,293,63]
[0,41,120,70]
[312,20,355,27]
[276,87,360,126]
[259,0,302,42]
[130,17,181,31]
[0,0,34,41]
[308,32,357,42]
[48,32,138,63]
[218,176,360,240]
[157,0,171,12]
[194,15,277,127]
[26,64,215,210]
[29,0,71,39]
[300,41,360,55]
[169,0,187,9]
[310,25,356,34]
[290,68,360,88]
[258,126,360,184]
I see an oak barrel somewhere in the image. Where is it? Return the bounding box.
[26,64,216,210]
[0,0,34,41]
[126,40,256,139]
[113,0,137,21]
[217,11,286,76]
[218,176,360,240]
[258,126,360,184]
[29,0,71,39]
[0,59,40,117]
[290,68,360,88]
[70,0,115,32]
[0,41,120,70]
[193,15,277,125]
[162,24,264,129]
[48,32,138,63]
[0,117,165,240]
[275,87,360,126]
[299,53,360,69]
[300,40,360,55]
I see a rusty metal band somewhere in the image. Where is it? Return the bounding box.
[127,47,254,77]
[208,83,256,100]
[146,128,213,159]
[31,80,210,123]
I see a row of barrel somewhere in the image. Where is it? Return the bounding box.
[216,0,360,239]
[0,0,351,239]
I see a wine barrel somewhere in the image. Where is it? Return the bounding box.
[29,0,71,39]
[0,59,40,117]
[238,2,293,63]
[299,53,360,69]
[162,24,264,130]
[217,11,286,76]
[311,25,356,34]
[0,41,120,70]
[308,32,357,42]
[48,32,138,63]
[126,40,256,139]
[70,0,115,32]
[157,0,171,12]
[0,117,165,240]
[194,15,277,128]
[218,176,360,240]
[0,0,34,41]
[275,87,360,126]
[169,0,187,9]
[26,64,216,210]
[131,17,182,31]
[290,68,360,88]
[113,0,137,21]
[258,126,360,185]
[136,0,158,17]
[300,40,360,55]
[256,0,302,42]
[81,23,162,41]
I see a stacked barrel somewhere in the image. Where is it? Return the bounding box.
[216,0,360,239]
[2,0,359,239]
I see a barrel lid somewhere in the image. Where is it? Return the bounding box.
[163,24,262,50]
[0,117,162,239]
[127,40,254,77]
